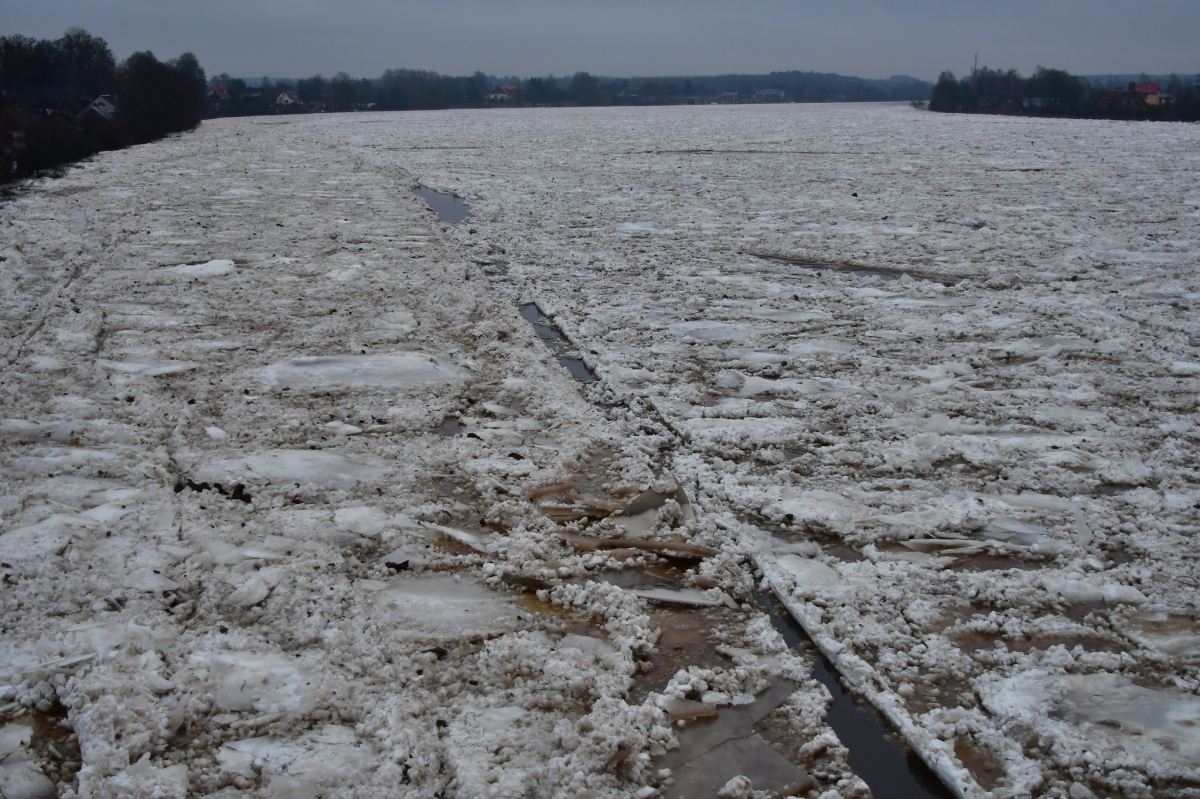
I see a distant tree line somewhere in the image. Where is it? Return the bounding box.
[203,68,932,116]
[0,28,205,182]
[927,66,1200,121]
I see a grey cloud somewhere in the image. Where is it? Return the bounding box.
[2,0,1196,80]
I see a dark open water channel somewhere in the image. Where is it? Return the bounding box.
[754,590,955,799]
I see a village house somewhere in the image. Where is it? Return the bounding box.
[978,93,1022,115]
[1,112,28,176]
[485,85,519,102]
[1136,82,1162,105]
[84,95,117,121]
[754,88,785,102]
[276,90,300,107]
[1098,82,1161,112]
[207,84,230,102]
[89,95,117,115]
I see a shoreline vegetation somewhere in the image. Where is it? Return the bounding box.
[201,69,932,117]
[1,29,205,184]
[924,66,1200,121]
[4,28,1197,186]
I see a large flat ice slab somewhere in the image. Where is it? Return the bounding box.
[199,450,384,490]
[261,354,463,389]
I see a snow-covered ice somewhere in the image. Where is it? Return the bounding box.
[2,103,1199,798]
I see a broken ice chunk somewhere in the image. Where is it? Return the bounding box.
[1044,577,1147,605]
[373,576,521,636]
[0,762,56,799]
[196,653,316,714]
[775,554,842,598]
[98,359,199,377]
[333,506,391,537]
[1123,612,1200,659]
[666,735,815,798]
[1099,584,1147,605]
[476,706,529,733]
[226,575,271,607]
[559,634,617,659]
[164,259,234,277]
[261,354,463,389]
[425,522,493,552]
[0,724,32,760]
[1043,576,1103,604]
[110,753,189,796]
[979,518,1048,547]
[201,449,383,490]
[631,587,724,607]
[666,698,719,721]
[323,421,361,436]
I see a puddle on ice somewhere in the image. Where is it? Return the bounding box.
[954,632,1126,656]
[753,590,955,799]
[953,740,1004,792]
[0,700,80,793]
[414,187,469,222]
[632,608,724,703]
[949,553,1044,572]
[558,357,598,383]
[1065,601,1109,623]
[660,676,815,799]
[439,418,463,437]
[518,304,598,383]
[1123,611,1200,661]
[768,525,863,563]
[519,304,566,340]
[759,255,958,286]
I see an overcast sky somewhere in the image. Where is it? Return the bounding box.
[3,0,1197,81]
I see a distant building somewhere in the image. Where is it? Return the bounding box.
[1098,83,1157,112]
[978,94,1021,115]
[207,84,230,102]
[1,110,30,177]
[90,95,117,114]
[486,85,519,101]
[84,95,116,120]
[1135,82,1161,106]
[717,92,740,104]
[754,88,785,103]
[1022,97,1058,110]
[276,90,300,107]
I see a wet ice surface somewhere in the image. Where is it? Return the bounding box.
[346,104,1200,797]
[3,105,1200,798]
[758,255,959,286]
[413,186,469,222]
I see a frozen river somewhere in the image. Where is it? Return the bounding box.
[1,103,1198,798]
